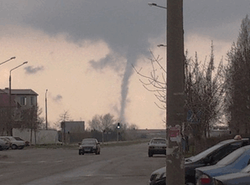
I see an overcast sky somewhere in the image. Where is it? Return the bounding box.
[0,0,249,129]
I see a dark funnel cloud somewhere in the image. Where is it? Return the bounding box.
[0,0,166,122]
[0,0,248,124]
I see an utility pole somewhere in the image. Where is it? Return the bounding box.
[166,0,185,185]
[45,89,48,129]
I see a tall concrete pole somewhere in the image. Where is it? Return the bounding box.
[45,89,48,129]
[166,0,185,184]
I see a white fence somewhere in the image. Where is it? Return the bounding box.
[13,128,59,145]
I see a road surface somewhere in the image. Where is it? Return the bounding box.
[0,142,165,185]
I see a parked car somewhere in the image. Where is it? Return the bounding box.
[0,138,10,150]
[195,145,250,185]
[79,138,100,155]
[149,136,250,185]
[0,136,25,149]
[1,137,11,149]
[213,164,250,185]
[148,137,167,157]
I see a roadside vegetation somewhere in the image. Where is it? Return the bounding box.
[134,15,250,152]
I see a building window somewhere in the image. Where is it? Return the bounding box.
[31,97,34,105]
[20,97,27,105]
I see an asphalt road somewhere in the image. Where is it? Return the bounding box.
[0,142,165,185]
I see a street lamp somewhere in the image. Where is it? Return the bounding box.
[9,61,28,97]
[45,89,48,129]
[8,61,28,135]
[148,2,167,9]
[0,57,16,66]
[157,44,167,47]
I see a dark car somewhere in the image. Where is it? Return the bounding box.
[79,138,100,155]
[149,136,250,185]
[213,164,250,185]
[0,138,10,150]
[195,145,250,185]
[148,137,167,157]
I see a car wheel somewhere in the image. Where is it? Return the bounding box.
[11,144,17,150]
[148,152,153,157]
[79,150,83,155]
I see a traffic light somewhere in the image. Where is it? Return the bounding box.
[117,123,120,129]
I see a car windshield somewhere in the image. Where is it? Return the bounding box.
[217,147,246,165]
[14,137,23,141]
[151,139,166,144]
[82,140,96,144]
[188,142,224,162]
[2,138,11,141]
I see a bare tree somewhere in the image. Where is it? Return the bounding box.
[20,105,42,143]
[58,110,71,123]
[88,113,116,132]
[0,108,9,135]
[185,46,225,138]
[134,43,225,139]
[133,51,166,111]
[225,15,250,135]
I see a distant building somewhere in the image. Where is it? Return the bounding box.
[61,121,85,133]
[60,121,85,143]
[0,88,38,135]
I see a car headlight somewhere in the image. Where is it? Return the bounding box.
[150,173,158,181]
[150,172,163,182]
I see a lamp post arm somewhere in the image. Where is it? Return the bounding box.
[10,61,28,74]
[148,3,167,9]
[0,57,16,66]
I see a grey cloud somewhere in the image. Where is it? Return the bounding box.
[89,53,125,71]
[183,0,250,40]
[53,94,62,103]
[1,0,248,122]
[0,1,248,43]
[17,0,164,122]
[25,66,44,74]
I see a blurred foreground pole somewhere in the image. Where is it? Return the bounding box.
[166,0,185,185]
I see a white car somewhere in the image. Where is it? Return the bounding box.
[0,136,25,149]
[148,137,167,157]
